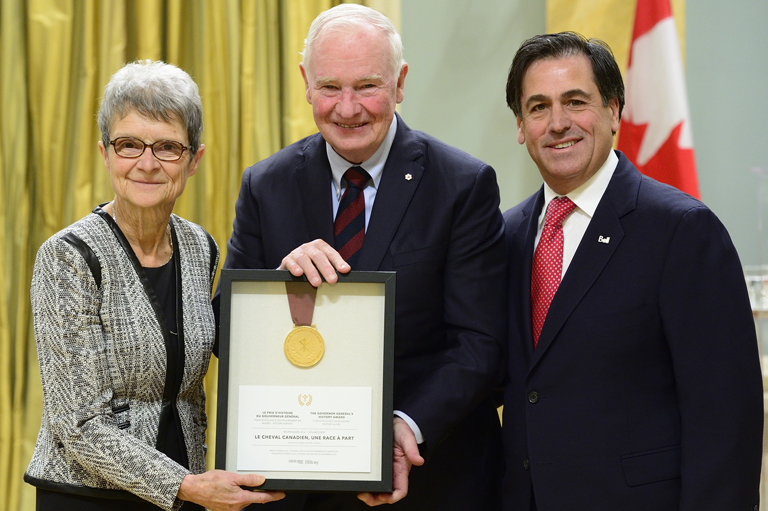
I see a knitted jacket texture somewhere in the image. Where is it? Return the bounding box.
[25,207,218,511]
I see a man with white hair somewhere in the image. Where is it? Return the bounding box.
[216,4,507,510]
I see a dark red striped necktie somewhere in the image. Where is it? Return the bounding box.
[334,166,371,268]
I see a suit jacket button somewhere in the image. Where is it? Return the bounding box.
[528,391,539,404]
[523,458,530,470]
[753,505,758,511]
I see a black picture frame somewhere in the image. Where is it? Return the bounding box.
[216,269,395,493]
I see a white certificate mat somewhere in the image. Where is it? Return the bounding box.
[216,270,395,493]
[237,385,371,472]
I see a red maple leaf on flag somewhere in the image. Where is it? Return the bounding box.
[618,120,698,195]
[617,0,700,198]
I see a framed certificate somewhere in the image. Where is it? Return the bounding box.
[215,269,395,493]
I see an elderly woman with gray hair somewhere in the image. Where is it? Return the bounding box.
[24,61,284,511]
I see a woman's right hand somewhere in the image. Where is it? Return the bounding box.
[177,470,285,510]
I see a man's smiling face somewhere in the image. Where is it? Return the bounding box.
[301,25,407,164]
[517,54,619,194]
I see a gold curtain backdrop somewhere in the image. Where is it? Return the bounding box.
[0,1,404,509]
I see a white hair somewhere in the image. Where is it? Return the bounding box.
[302,3,405,78]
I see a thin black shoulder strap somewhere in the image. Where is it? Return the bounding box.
[61,232,102,288]
[205,230,217,287]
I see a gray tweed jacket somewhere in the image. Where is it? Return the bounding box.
[25,205,218,511]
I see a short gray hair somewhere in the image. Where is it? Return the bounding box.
[302,4,405,79]
[98,60,203,155]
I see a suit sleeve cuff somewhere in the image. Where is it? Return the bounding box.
[393,410,424,444]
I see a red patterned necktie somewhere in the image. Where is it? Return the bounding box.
[531,196,576,348]
[334,166,371,268]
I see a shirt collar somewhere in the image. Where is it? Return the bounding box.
[541,149,619,223]
[328,115,397,195]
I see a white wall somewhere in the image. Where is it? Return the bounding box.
[400,0,546,212]
[687,0,768,267]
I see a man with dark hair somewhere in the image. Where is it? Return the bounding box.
[216,4,507,510]
[501,32,762,511]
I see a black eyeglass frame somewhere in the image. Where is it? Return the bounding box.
[109,137,192,162]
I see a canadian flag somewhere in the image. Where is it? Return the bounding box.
[617,0,700,198]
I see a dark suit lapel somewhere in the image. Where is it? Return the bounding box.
[514,191,544,367]
[294,136,335,245]
[531,152,640,370]
[357,115,424,271]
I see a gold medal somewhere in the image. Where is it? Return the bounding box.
[284,325,325,367]
[285,281,324,368]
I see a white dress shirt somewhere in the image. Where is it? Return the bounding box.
[535,150,619,277]
[327,116,397,230]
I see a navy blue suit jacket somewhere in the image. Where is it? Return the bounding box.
[502,151,763,511]
[217,115,507,510]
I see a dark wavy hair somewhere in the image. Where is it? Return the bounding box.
[506,32,624,121]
